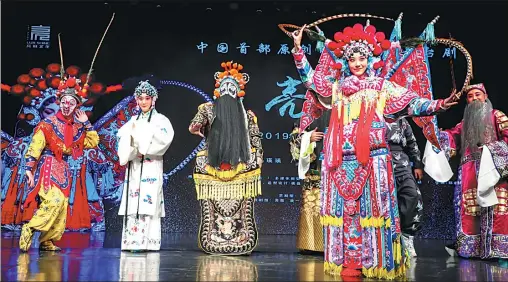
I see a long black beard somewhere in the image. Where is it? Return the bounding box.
[461,98,496,155]
[207,95,250,168]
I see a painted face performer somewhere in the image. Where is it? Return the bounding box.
[19,77,100,252]
[291,22,458,278]
[117,80,174,252]
[424,83,508,259]
[189,61,263,255]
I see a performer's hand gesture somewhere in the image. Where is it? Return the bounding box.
[75,109,89,123]
[310,127,324,142]
[25,171,35,188]
[441,89,460,110]
[292,24,307,52]
[189,125,205,138]
[414,168,423,180]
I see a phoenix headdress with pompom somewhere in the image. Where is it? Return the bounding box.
[213,61,250,99]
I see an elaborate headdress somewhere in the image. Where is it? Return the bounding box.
[464,83,486,95]
[213,61,250,99]
[326,23,392,74]
[134,80,159,98]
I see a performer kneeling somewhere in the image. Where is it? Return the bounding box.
[117,81,174,252]
[189,61,263,255]
[19,77,99,252]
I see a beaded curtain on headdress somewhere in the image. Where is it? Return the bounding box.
[213,61,250,99]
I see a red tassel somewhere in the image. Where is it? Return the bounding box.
[336,103,344,167]
[356,101,377,166]
[324,105,339,169]
[341,267,362,277]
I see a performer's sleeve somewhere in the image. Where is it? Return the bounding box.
[494,110,508,144]
[401,118,423,169]
[117,119,139,166]
[24,125,46,171]
[248,111,263,167]
[134,116,175,156]
[383,80,447,119]
[82,121,99,149]
[439,122,463,159]
[289,124,303,162]
[189,103,211,134]
[292,46,318,91]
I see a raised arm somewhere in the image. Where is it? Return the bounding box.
[189,102,212,137]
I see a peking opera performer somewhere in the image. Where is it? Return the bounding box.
[290,22,458,278]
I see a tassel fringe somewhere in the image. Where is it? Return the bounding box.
[194,169,262,200]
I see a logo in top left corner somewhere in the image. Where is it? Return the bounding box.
[26,25,51,49]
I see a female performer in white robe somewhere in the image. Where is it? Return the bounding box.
[117,80,174,252]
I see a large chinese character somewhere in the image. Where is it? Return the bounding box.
[442,47,456,59]
[237,42,250,54]
[427,48,434,58]
[277,44,290,55]
[265,76,305,118]
[256,43,271,54]
[217,42,228,53]
[301,44,311,55]
[29,25,51,41]
[196,42,208,54]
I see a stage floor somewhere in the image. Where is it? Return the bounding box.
[1,231,507,281]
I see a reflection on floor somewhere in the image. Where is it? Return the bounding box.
[2,231,507,281]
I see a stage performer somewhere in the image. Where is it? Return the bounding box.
[289,94,331,254]
[424,83,508,259]
[189,61,263,255]
[19,77,99,252]
[117,80,174,252]
[386,117,424,258]
[291,23,458,279]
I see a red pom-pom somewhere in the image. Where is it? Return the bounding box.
[366,36,375,45]
[351,33,360,41]
[378,61,385,67]
[375,32,386,42]
[23,96,32,105]
[343,37,351,44]
[90,82,105,94]
[36,80,48,91]
[333,62,343,70]
[334,32,344,42]
[66,66,80,77]
[25,113,35,121]
[11,84,25,95]
[353,23,364,32]
[46,63,61,74]
[373,62,380,70]
[29,68,45,78]
[381,40,391,50]
[67,78,76,88]
[333,49,343,57]
[29,88,41,97]
[343,27,354,35]
[337,42,346,50]
[373,46,382,56]
[17,74,31,85]
[327,41,339,51]
[18,113,26,120]
[365,25,376,35]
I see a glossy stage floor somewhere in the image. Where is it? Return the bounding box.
[2,231,507,281]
